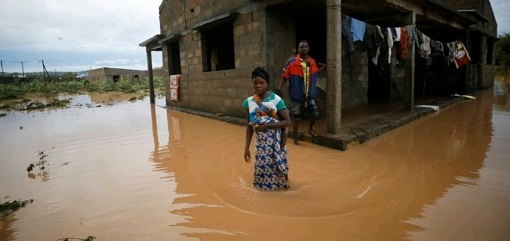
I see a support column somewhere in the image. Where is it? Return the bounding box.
[326,0,342,134]
[404,12,416,111]
[146,49,155,104]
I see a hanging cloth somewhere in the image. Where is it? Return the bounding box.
[453,40,471,68]
[399,26,409,60]
[342,14,355,53]
[351,17,366,42]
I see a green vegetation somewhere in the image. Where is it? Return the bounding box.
[0,97,71,112]
[1,199,33,218]
[1,198,96,241]
[26,151,51,182]
[0,76,166,100]
[55,236,96,241]
[496,33,510,74]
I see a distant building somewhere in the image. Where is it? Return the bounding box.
[76,73,88,79]
[87,67,149,82]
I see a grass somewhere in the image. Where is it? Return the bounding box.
[0,77,166,101]
[0,77,166,113]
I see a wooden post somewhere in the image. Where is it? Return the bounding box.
[404,12,416,111]
[326,0,343,134]
[146,49,155,104]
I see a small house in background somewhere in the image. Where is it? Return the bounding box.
[140,0,497,135]
[76,73,88,79]
[88,67,151,82]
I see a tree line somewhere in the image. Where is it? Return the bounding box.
[496,33,510,74]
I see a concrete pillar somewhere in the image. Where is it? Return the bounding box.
[481,35,487,65]
[146,49,155,104]
[404,12,415,111]
[326,0,342,134]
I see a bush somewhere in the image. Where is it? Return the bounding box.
[0,76,167,100]
[0,84,22,100]
[496,33,510,74]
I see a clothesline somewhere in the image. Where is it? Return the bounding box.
[342,14,471,69]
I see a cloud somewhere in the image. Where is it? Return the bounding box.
[1,0,508,73]
[0,0,161,72]
[95,59,144,67]
[491,0,510,35]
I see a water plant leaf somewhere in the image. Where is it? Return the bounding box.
[27,164,34,172]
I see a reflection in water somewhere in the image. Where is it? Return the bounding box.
[494,76,510,112]
[0,213,16,241]
[405,82,510,241]
[1,82,510,241]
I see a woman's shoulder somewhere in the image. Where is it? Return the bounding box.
[267,92,281,101]
[242,95,255,108]
[243,95,255,102]
[267,92,286,108]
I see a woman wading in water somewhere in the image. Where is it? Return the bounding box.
[243,67,291,191]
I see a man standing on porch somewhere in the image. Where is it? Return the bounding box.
[278,40,325,145]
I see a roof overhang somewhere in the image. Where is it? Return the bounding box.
[191,12,239,31]
[274,0,479,42]
[458,9,489,23]
[139,34,164,51]
[158,34,182,44]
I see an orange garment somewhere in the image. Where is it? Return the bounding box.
[400,26,409,59]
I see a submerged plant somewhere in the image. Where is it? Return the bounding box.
[55,236,96,241]
[0,199,33,219]
[27,151,50,182]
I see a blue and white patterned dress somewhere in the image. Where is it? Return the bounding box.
[242,92,289,191]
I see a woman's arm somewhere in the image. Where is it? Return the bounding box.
[244,109,254,163]
[256,108,291,131]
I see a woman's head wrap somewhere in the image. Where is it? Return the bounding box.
[251,67,269,84]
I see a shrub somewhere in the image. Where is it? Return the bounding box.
[0,84,22,100]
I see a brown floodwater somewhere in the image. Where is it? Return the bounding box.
[1,79,509,241]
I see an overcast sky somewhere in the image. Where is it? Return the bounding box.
[1,0,509,73]
[0,0,161,73]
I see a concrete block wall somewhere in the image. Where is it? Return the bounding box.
[465,64,482,92]
[160,0,253,36]
[159,0,184,34]
[482,64,495,88]
[440,0,497,37]
[88,68,106,81]
[163,9,266,118]
[266,8,296,85]
[88,68,147,82]
[341,41,369,108]
[390,47,406,100]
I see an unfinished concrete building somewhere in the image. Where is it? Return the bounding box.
[88,67,150,82]
[140,0,497,135]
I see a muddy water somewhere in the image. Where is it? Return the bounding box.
[1,80,509,241]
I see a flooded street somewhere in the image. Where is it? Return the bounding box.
[1,79,510,241]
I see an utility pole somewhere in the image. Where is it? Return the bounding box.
[41,60,51,84]
[1,60,4,77]
[19,61,26,77]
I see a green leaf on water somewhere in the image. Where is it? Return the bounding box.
[27,164,34,172]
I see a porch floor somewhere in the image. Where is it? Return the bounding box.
[291,94,471,150]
